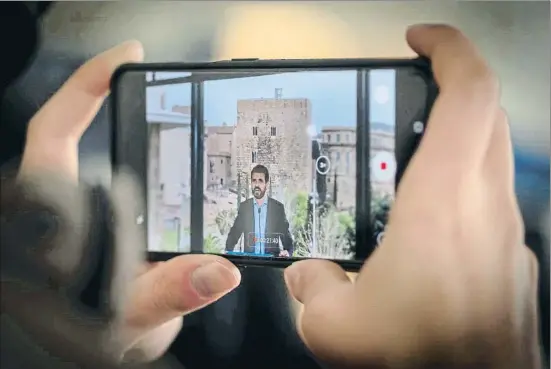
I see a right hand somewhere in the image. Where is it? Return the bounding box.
[284,25,541,369]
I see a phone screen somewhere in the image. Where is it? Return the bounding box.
[134,66,429,262]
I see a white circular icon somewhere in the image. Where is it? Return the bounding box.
[371,152,396,182]
[413,121,425,134]
[136,215,144,225]
[374,85,390,105]
[315,156,331,175]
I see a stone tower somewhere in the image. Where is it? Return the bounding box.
[233,90,312,201]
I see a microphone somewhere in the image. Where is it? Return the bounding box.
[257,207,262,254]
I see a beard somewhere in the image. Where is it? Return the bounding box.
[252,187,266,199]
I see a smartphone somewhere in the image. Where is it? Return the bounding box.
[111,58,437,271]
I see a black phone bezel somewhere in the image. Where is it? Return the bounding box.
[110,58,437,272]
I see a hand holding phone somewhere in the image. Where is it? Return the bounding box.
[10,40,243,367]
[283,25,541,369]
[112,56,436,271]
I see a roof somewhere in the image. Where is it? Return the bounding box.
[371,122,394,133]
[321,126,356,133]
[320,123,394,134]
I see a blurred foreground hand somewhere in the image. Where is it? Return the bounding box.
[1,41,241,368]
[285,25,542,369]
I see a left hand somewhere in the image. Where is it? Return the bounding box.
[16,41,242,362]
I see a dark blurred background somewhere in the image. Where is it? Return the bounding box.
[1,2,549,369]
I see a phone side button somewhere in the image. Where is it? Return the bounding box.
[230,58,259,61]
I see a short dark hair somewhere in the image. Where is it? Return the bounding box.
[251,164,269,182]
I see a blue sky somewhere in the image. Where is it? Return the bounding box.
[146,70,396,130]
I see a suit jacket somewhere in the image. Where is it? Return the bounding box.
[225,197,294,256]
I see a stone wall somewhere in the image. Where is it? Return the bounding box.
[322,127,357,210]
[322,127,395,210]
[207,153,232,187]
[205,126,234,187]
[206,126,234,154]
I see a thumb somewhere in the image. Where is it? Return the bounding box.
[21,40,144,180]
[284,259,351,305]
[125,255,241,338]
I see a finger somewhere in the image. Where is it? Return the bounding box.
[122,319,183,363]
[481,109,524,245]
[520,246,540,350]
[136,262,163,277]
[95,171,147,360]
[1,282,120,368]
[20,40,144,179]
[406,25,500,179]
[106,171,145,323]
[29,40,144,141]
[124,254,241,336]
[525,246,539,288]
[4,173,90,286]
[284,259,351,305]
[483,109,515,192]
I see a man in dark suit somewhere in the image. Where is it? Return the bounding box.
[225,165,294,257]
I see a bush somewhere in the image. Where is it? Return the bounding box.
[293,203,354,259]
[204,233,224,254]
[371,192,392,235]
[290,192,308,231]
[215,208,237,235]
[280,190,354,259]
[338,212,356,254]
[288,190,392,257]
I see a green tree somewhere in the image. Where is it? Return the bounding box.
[280,190,354,259]
[338,212,354,229]
[279,190,310,257]
[293,203,354,259]
[338,212,356,254]
[371,192,392,235]
[370,191,392,249]
[215,208,237,235]
[204,233,224,254]
[292,192,308,230]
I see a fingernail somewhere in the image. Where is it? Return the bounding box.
[191,262,240,298]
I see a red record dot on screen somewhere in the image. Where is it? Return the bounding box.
[372,152,396,182]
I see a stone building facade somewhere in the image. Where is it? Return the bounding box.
[369,125,395,195]
[207,153,232,188]
[321,124,395,210]
[321,127,357,210]
[205,125,234,188]
[233,95,312,200]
